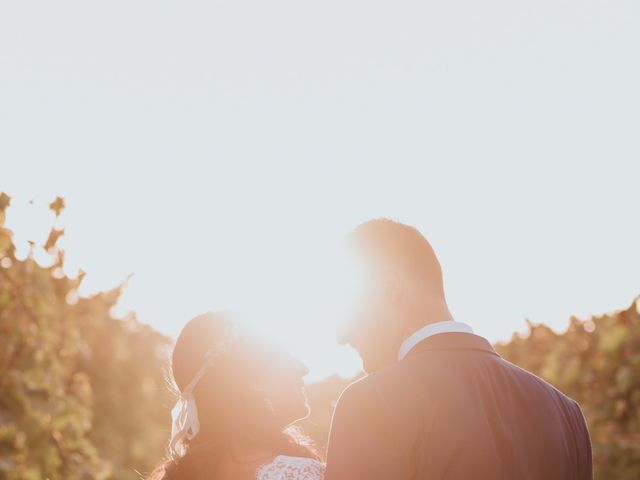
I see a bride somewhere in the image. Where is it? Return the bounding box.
[148,312,325,480]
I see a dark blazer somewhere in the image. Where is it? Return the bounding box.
[325,332,592,480]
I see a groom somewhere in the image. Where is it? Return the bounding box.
[325,219,592,479]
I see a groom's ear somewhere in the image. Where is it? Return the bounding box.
[381,268,403,305]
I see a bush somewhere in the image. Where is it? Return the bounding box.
[0,194,173,480]
[496,300,640,480]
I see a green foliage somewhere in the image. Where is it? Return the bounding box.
[0,195,108,479]
[74,297,174,480]
[0,194,174,480]
[495,301,640,480]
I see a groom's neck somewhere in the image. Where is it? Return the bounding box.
[400,298,454,342]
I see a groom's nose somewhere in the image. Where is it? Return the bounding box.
[337,316,358,346]
[296,358,310,377]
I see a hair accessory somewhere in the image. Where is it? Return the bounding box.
[169,324,237,458]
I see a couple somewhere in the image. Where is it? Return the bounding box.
[149,219,593,480]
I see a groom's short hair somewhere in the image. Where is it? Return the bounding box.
[349,218,445,296]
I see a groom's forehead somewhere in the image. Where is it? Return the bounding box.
[337,248,379,294]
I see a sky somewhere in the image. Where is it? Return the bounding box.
[1,0,639,380]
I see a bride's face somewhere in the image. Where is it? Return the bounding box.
[257,350,310,426]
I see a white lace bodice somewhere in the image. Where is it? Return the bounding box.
[256,455,325,480]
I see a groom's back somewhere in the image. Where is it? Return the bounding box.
[326,332,593,480]
[402,333,592,479]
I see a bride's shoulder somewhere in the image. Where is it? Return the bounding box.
[256,455,325,480]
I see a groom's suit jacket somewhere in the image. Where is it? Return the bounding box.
[325,332,592,480]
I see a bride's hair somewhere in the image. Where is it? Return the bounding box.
[147,312,317,480]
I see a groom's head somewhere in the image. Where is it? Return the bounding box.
[339,218,450,373]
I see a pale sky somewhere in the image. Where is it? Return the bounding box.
[2,0,639,380]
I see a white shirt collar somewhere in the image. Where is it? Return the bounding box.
[398,320,474,361]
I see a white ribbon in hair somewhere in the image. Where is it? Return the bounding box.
[169,329,236,458]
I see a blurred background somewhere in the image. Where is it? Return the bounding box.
[1,0,639,478]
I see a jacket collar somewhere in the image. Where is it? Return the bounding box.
[398,321,474,360]
[403,331,500,359]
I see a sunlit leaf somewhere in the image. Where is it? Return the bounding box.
[0,192,10,211]
[48,196,65,217]
[44,228,65,252]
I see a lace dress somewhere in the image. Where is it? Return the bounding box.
[256,455,325,480]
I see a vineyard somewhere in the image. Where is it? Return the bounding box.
[0,194,638,479]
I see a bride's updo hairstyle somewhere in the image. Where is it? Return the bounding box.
[148,312,316,480]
